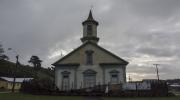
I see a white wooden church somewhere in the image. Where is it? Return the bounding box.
[52,10,129,91]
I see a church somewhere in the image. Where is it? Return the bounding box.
[52,10,129,91]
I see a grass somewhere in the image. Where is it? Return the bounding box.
[0,93,180,100]
[0,93,83,100]
[103,96,180,100]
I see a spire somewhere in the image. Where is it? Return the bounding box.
[87,10,94,20]
[82,10,98,25]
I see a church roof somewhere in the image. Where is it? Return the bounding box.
[52,41,129,66]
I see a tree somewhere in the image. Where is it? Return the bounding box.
[28,55,42,70]
[0,43,8,60]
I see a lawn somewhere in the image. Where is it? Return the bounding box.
[0,93,83,100]
[103,96,180,100]
[0,93,180,100]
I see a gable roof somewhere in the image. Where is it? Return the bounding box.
[0,77,33,83]
[52,41,129,66]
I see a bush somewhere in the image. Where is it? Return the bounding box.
[20,78,55,94]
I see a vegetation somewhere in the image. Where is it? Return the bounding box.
[0,93,180,100]
[0,60,54,78]
[0,93,83,100]
[0,60,34,77]
[103,96,180,100]
[28,56,42,71]
[20,78,54,94]
[0,43,8,60]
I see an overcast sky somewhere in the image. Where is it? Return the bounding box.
[0,0,180,81]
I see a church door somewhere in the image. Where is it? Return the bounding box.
[110,70,119,84]
[83,69,96,88]
[61,71,70,91]
[84,74,96,88]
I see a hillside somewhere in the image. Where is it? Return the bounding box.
[0,60,54,79]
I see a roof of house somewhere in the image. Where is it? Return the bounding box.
[0,77,33,83]
[52,41,129,66]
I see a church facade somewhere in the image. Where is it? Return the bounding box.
[53,11,129,91]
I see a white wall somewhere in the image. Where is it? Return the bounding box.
[55,65,126,90]
[76,64,103,89]
[55,67,76,90]
[103,65,126,85]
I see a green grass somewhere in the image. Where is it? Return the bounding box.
[103,96,180,100]
[0,93,180,100]
[0,93,83,100]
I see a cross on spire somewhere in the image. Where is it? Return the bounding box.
[90,5,93,10]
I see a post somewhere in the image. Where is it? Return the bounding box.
[153,64,160,81]
[12,55,19,92]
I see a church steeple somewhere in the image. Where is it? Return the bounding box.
[87,10,94,20]
[81,10,99,44]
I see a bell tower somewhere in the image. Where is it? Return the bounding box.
[81,10,99,44]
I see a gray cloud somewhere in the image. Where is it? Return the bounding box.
[0,0,180,80]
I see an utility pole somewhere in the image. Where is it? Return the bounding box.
[7,48,19,92]
[12,55,19,92]
[153,64,160,81]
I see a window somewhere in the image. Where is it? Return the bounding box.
[109,70,119,84]
[61,71,70,91]
[87,25,92,35]
[85,50,94,65]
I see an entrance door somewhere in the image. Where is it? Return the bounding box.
[84,75,96,88]
[83,69,96,88]
[61,71,70,91]
[62,75,69,90]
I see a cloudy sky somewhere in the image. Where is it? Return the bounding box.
[0,0,180,81]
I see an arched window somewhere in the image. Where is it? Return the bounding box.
[83,69,96,88]
[109,70,119,84]
[61,71,70,91]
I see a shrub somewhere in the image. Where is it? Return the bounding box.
[20,78,55,94]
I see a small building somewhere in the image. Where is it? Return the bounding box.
[142,79,159,84]
[123,81,151,90]
[0,77,33,90]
